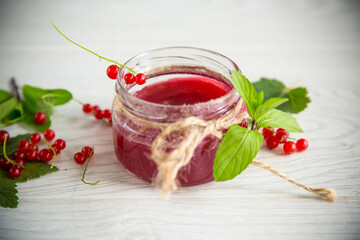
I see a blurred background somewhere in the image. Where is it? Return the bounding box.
[0,0,359,105]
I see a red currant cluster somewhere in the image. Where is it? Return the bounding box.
[0,129,66,178]
[73,146,94,165]
[106,65,146,85]
[262,127,308,154]
[82,104,112,125]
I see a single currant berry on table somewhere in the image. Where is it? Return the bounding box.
[18,140,30,153]
[38,149,53,162]
[296,139,308,152]
[134,73,146,85]
[275,131,288,144]
[283,141,297,154]
[30,133,41,144]
[106,65,120,80]
[34,112,47,125]
[266,135,279,149]
[262,127,275,139]
[0,157,13,170]
[54,139,66,150]
[15,159,25,171]
[26,149,38,161]
[81,146,93,158]
[82,103,93,113]
[74,152,86,165]
[94,110,104,120]
[43,129,55,141]
[124,73,135,84]
[14,151,26,161]
[9,166,21,179]
[0,130,9,144]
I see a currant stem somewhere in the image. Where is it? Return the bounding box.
[51,20,137,75]
[81,147,100,185]
[43,140,57,168]
[72,98,85,106]
[10,78,21,102]
[2,134,21,167]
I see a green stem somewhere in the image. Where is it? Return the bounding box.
[51,20,137,75]
[0,116,23,128]
[72,98,85,106]
[81,147,100,185]
[2,134,20,167]
[43,140,56,169]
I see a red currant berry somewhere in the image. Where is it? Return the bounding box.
[54,139,66,150]
[266,136,279,149]
[51,144,61,154]
[103,109,111,118]
[9,166,21,179]
[81,146,93,158]
[14,151,26,161]
[26,149,38,161]
[82,103,93,113]
[29,144,38,152]
[283,141,297,154]
[0,157,13,170]
[94,110,104,120]
[30,133,41,144]
[15,159,25,171]
[18,140,30,153]
[38,149,53,162]
[134,73,146,85]
[43,129,55,141]
[276,128,289,137]
[275,131,288,144]
[106,65,120,80]
[107,117,112,126]
[34,112,47,125]
[124,73,135,84]
[296,139,308,152]
[262,127,275,139]
[74,152,86,165]
[92,105,100,111]
[0,130,9,144]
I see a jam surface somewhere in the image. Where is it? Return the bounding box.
[113,76,234,186]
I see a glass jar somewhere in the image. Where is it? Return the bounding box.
[112,47,246,186]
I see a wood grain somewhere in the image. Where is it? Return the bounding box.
[0,0,359,239]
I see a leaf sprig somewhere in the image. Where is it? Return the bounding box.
[213,71,303,181]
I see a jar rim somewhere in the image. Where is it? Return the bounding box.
[116,46,240,110]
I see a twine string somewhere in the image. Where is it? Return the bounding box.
[114,95,337,201]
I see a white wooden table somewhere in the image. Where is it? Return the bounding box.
[1,0,359,239]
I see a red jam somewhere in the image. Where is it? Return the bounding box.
[113,76,243,185]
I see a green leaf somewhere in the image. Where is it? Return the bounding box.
[21,114,51,132]
[0,133,32,156]
[256,91,264,106]
[15,161,59,183]
[1,102,23,127]
[0,90,12,103]
[0,161,58,208]
[23,85,72,106]
[254,97,288,120]
[0,97,17,120]
[0,170,18,208]
[256,109,303,132]
[252,78,310,114]
[232,71,258,117]
[277,87,311,114]
[252,78,286,101]
[213,125,263,181]
[22,99,53,115]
